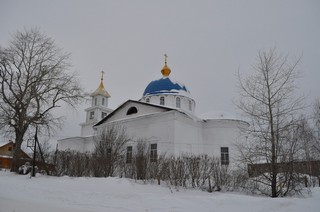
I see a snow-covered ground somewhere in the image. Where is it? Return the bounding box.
[0,170,319,212]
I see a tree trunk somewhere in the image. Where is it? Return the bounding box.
[11,133,24,172]
[271,135,278,197]
[271,169,277,197]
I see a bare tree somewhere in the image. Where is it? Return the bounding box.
[313,99,320,153]
[148,152,167,185]
[167,156,188,190]
[92,125,130,177]
[134,138,150,180]
[295,116,318,161]
[0,28,83,171]
[237,48,304,197]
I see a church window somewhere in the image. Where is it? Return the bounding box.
[221,147,229,165]
[102,97,105,106]
[160,96,165,105]
[94,98,97,106]
[101,112,107,119]
[90,111,95,119]
[126,107,138,115]
[150,144,157,162]
[188,100,192,111]
[176,97,181,108]
[126,146,133,163]
[107,148,112,161]
[146,98,150,103]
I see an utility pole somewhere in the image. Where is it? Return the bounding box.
[31,127,38,177]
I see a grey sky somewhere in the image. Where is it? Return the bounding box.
[0,0,319,139]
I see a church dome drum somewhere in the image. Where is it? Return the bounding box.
[140,55,196,113]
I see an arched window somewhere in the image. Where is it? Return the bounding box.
[160,96,165,105]
[126,106,138,115]
[188,100,192,111]
[146,98,150,103]
[102,97,105,105]
[176,97,181,108]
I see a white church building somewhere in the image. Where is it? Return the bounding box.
[58,56,248,164]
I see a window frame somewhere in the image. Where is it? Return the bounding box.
[89,111,95,119]
[176,97,181,108]
[150,143,157,162]
[160,96,165,105]
[126,146,133,164]
[107,148,112,161]
[221,147,229,165]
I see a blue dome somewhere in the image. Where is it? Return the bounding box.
[143,77,189,96]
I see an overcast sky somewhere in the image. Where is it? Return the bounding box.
[1,0,319,140]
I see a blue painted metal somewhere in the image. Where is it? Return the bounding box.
[143,78,188,96]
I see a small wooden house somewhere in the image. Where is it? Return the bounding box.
[0,141,31,169]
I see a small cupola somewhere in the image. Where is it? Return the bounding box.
[161,54,171,77]
[91,71,111,97]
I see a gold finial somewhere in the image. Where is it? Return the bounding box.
[161,54,171,77]
[99,71,105,90]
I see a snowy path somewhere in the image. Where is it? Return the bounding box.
[0,171,319,212]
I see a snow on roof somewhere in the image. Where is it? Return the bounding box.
[0,141,13,148]
[199,110,239,120]
[143,77,191,98]
[0,141,7,147]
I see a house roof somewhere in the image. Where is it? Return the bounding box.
[93,99,249,129]
[94,99,175,127]
[0,141,31,159]
[0,141,14,148]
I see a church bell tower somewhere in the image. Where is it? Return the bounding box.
[80,71,113,136]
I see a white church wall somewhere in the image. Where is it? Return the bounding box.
[96,110,176,156]
[58,136,94,153]
[80,122,95,137]
[83,136,95,152]
[173,112,203,155]
[80,105,113,137]
[202,119,248,164]
[141,95,196,113]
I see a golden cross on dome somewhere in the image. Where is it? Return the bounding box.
[161,54,171,77]
[101,71,104,82]
[164,54,168,65]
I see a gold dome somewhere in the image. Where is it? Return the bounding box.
[161,54,171,77]
[90,71,111,97]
